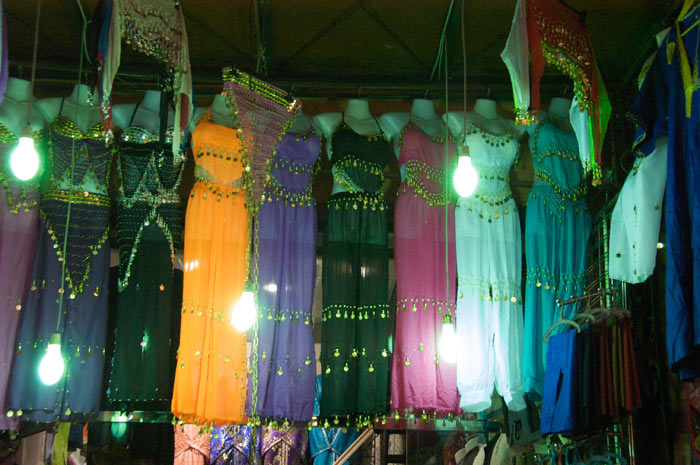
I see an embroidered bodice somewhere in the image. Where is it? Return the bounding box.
[121,125,175,145]
[263,130,320,207]
[0,123,38,213]
[210,425,260,465]
[459,123,519,220]
[192,113,246,191]
[117,127,184,290]
[397,122,456,207]
[47,116,113,195]
[330,121,390,195]
[529,119,586,202]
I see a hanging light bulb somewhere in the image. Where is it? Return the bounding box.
[231,283,257,332]
[453,145,478,198]
[38,333,65,386]
[439,316,459,364]
[10,126,39,181]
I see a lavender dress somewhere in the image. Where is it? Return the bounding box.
[0,125,38,429]
[248,130,319,421]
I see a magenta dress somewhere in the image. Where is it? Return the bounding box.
[391,122,460,415]
[0,125,38,430]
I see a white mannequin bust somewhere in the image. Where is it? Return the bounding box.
[541,97,573,132]
[112,90,175,134]
[314,99,388,195]
[289,109,316,134]
[0,78,45,136]
[380,99,446,159]
[36,84,102,134]
[191,93,236,131]
[444,99,523,141]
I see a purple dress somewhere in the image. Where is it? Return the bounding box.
[247,130,319,421]
[0,124,38,430]
[261,426,308,465]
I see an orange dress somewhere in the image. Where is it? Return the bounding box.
[172,110,249,425]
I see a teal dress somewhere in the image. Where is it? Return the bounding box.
[522,118,591,397]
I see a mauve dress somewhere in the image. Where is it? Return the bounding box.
[391,122,460,415]
[247,130,319,421]
[0,125,39,429]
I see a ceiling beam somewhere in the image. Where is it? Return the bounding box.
[183,9,250,62]
[275,1,362,71]
[360,3,427,70]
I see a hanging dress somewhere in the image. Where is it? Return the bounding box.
[455,123,526,412]
[522,118,591,398]
[247,128,319,422]
[609,137,668,283]
[174,424,210,465]
[8,104,114,422]
[391,121,460,416]
[0,124,39,429]
[320,114,391,420]
[210,425,260,465]
[309,376,360,465]
[106,105,184,410]
[171,109,248,425]
[261,426,308,465]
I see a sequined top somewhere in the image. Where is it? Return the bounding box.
[263,130,320,207]
[0,122,38,213]
[530,119,587,202]
[192,112,246,190]
[46,116,113,195]
[117,127,184,290]
[330,120,390,195]
[459,123,519,220]
[397,121,456,207]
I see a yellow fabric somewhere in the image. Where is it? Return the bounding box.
[52,422,71,465]
[676,0,698,117]
[171,110,249,425]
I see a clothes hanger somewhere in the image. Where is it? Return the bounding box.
[573,293,596,324]
[601,452,627,464]
[543,300,581,342]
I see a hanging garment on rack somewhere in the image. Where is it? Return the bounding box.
[247,130,319,422]
[540,328,577,435]
[609,137,667,283]
[320,115,391,418]
[455,123,525,413]
[500,0,611,183]
[95,0,193,155]
[261,425,308,465]
[210,425,261,465]
[171,108,248,425]
[309,376,360,465]
[0,123,39,430]
[175,424,210,465]
[628,4,700,380]
[522,118,591,399]
[7,112,113,423]
[392,121,460,416]
[107,106,184,411]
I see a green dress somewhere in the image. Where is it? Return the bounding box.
[106,124,184,410]
[320,116,391,421]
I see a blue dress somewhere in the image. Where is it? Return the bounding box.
[8,114,113,422]
[309,376,359,465]
[522,118,591,397]
[628,7,700,380]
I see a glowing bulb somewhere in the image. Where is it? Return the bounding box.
[231,289,256,332]
[453,152,478,198]
[439,322,459,364]
[10,126,39,181]
[38,333,65,386]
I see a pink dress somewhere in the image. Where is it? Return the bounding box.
[391,122,460,415]
[174,424,210,465]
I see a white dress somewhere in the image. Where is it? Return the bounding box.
[609,137,668,283]
[455,123,526,412]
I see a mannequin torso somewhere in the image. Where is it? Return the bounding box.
[534,97,573,134]
[380,99,446,158]
[36,84,102,134]
[313,99,388,195]
[112,90,175,134]
[289,109,316,134]
[444,99,524,141]
[0,78,45,136]
[190,94,235,132]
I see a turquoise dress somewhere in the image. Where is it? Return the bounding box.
[522,118,591,397]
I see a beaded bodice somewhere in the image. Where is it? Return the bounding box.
[530,119,586,202]
[460,123,519,219]
[121,125,175,145]
[47,116,113,195]
[0,123,38,213]
[192,113,245,190]
[398,122,455,206]
[264,131,320,206]
[330,121,390,194]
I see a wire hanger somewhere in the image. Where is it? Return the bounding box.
[573,292,596,324]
